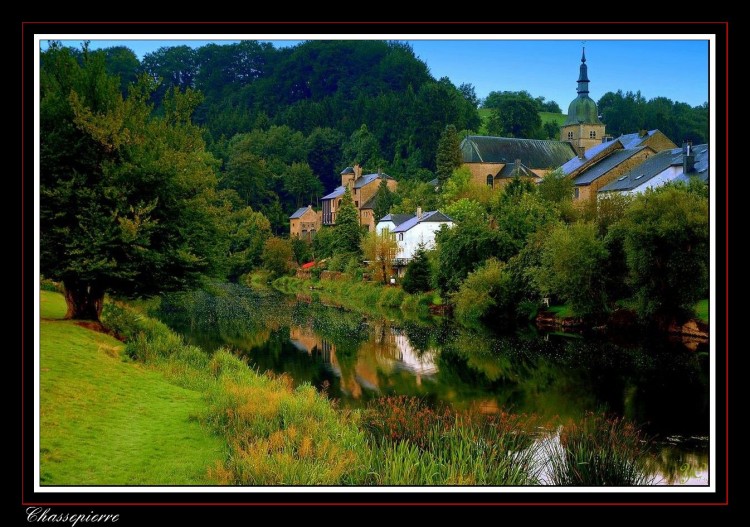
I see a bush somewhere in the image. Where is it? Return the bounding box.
[262,237,294,277]
[452,258,512,323]
[377,287,405,308]
[401,246,432,294]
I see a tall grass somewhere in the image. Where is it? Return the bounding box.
[542,413,656,486]
[362,396,541,485]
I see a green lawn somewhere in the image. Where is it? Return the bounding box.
[547,304,577,318]
[694,299,709,323]
[477,108,566,135]
[40,291,223,485]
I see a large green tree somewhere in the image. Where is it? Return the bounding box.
[435,124,463,184]
[334,188,362,256]
[372,178,396,222]
[609,185,709,320]
[400,245,432,294]
[41,44,223,320]
[486,93,542,138]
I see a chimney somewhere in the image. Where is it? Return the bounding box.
[378,167,382,177]
[639,129,648,138]
[353,164,362,180]
[514,158,521,171]
[416,207,422,220]
[683,141,695,174]
[578,146,586,160]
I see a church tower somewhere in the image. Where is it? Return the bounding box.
[560,48,606,155]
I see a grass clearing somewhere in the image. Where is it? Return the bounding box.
[40,291,224,485]
[477,108,566,135]
[694,299,708,323]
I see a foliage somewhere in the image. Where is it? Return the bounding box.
[291,237,313,266]
[312,226,338,260]
[597,90,707,144]
[362,229,399,284]
[453,258,514,323]
[609,185,709,319]
[493,191,560,257]
[537,168,573,205]
[283,161,323,208]
[334,188,362,256]
[390,179,440,215]
[400,245,433,294]
[440,166,492,206]
[443,198,486,226]
[262,237,294,277]
[40,44,225,320]
[435,124,463,184]
[486,91,543,138]
[372,178,396,222]
[435,223,515,294]
[532,222,609,317]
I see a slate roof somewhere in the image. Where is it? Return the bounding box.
[392,211,454,233]
[353,173,393,189]
[360,195,377,210]
[617,130,658,149]
[289,206,313,219]
[599,144,709,192]
[427,178,440,186]
[321,186,346,200]
[497,162,538,179]
[460,136,576,169]
[340,166,355,175]
[572,147,646,186]
[560,138,621,175]
[379,213,414,226]
[674,144,710,184]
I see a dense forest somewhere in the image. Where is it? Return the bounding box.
[48,40,708,232]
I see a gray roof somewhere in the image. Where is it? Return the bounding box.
[599,144,709,192]
[340,166,355,175]
[572,147,647,186]
[360,195,377,209]
[674,144,710,184]
[321,186,346,200]
[353,172,393,189]
[427,178,439,186]
[497,161,538,179]
[460,136,576,169]
[289,206,314,219]
[392,210,454,233]
[379,213,414,226]
[561,138,622,175]
[618,130,659,149]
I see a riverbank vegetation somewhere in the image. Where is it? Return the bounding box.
[41,288,663,485]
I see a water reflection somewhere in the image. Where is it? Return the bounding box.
[158,283,710,484]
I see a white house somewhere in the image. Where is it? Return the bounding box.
[376,209,455,275]
[598,143,708,196]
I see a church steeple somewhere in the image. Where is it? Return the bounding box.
[577,47,589,95]
[561,46,605,155]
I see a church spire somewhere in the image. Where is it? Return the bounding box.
[577,47,590,95]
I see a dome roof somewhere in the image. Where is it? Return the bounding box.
[564,95,602,126]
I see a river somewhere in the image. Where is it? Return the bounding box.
[157,282,710,485]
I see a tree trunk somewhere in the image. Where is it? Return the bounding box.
[63,281,105,321]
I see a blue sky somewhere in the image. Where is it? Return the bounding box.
[44,38,709,108]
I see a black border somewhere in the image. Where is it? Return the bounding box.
[20,20,731,514]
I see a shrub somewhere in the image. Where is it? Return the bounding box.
[377,287,405,308]
[452,258,512,323]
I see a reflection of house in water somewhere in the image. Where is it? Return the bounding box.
[287,323,440,399]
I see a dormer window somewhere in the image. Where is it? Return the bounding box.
[589,130,596,139]
[567,131,573,140]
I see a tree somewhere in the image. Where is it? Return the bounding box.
[342,124,385,169]
[435,124,463,184]
[452,258,513,323]
[401,245,432,293]
[262,237,294,277]
[373,178,396,222]
[41,45,222,320]
[283,161,323,208]
[609,186,708,320]
[532,222,609,317]
[537,168,574,204]
[486,93,542,138]
[362,229,399,284]
[443,198,485,226]
[334,188,362,256]
[306,127,344,191]
[222,203,272,281]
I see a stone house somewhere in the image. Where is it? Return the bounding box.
[289,205,322,240]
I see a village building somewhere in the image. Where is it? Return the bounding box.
[320,165,397,232]
[598,142,708,196]
[376,209,454,276]
[289,205,322,240]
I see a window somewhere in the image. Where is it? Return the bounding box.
[589,130,596,139]
[567,131,573,140]
[398,233,404,241]
[486,174,494,188]
[355,201,358,207]
[574,187,580,199]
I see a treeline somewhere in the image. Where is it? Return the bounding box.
[597,90,708,144]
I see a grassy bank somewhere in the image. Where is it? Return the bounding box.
[268,274,439,321]
[694,299,709,323]
[39,291,223,484]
